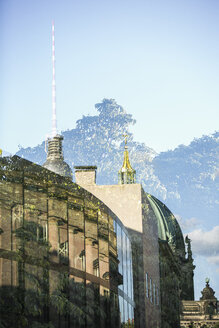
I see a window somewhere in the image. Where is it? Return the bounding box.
[93,258,99,277]
[117,224,123,276]
[58,222,68,264]
[79,249,86,271]
[37,221,48,242]
[122,231,128,295]
[58,241,68,256]
[12,204,23,230]
[146,273,149,298]
[150,278,153,303]
[127,237,132,299]
[119,295,124,323]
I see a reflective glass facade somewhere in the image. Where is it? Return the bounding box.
[114,220,134,327]
[0,156,135,328]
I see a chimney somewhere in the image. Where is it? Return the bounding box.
[74,166,97,186]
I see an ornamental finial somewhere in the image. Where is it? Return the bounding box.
[205,277,210,284]
[118,134,136,184]
[122,133,128,148]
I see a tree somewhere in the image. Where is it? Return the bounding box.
[63,98,136,166]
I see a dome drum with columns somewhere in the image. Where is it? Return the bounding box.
[43,134,72,179]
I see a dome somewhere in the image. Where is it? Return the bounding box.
[146,194,185,254]
[43,158,72,178]
[43,134,72,179]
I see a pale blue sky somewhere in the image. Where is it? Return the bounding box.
[1,0,219,154]
[1,0,219,298]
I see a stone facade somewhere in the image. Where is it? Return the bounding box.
[180,281,219,328]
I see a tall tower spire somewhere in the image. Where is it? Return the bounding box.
[118,134,136,184]
[52,20,57,137]
[43,21,72,180]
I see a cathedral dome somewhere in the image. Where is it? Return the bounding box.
[146,194,185,254]
[43,134,72,179]
[43,158,72,178]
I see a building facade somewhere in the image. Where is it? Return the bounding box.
[180,280,219,328]
[0,137,196,328]
[0,155,134,328]
[74,143,195,328]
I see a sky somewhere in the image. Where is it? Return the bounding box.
[1,0,219,155]
[1,0,219,299]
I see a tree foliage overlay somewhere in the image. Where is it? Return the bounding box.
[17,99,219,227]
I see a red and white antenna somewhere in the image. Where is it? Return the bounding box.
[51,20,57,137]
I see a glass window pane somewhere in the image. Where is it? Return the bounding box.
[124,300,128,323]
[153,282,156,305]
[146,273,149,298]
[122,230,127,295]
[130,244,134,301]
[127,237,132,299]
[119,295,124,323]
[128,303,132,321]
[117,224,123,277]
[150,278,153,303]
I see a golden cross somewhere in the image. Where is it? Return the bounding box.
[122,134,128,145]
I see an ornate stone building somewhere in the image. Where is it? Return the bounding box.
[0,134,197,328]
[74,141,196,328]
[181,279,219,328]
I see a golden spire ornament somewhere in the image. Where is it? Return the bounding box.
[118,134,136,184]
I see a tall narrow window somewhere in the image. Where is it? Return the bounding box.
[93,258,99,277]
[68,207,85,271]
[38,221,48,242]
[146,273,149,298]
[58,221,68,264]
[150,278,153,303]
[12,204,23,250]
[79,249,86,271]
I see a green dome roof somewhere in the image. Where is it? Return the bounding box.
[147,194,185,254]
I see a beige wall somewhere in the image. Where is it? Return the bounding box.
[75,170,96,185]
[81,184,143,233]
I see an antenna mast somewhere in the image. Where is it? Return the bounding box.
[51,20,57,137]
